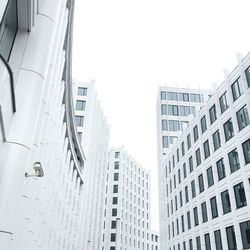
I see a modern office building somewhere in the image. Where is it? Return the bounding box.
[0,0,86,249]
[157,53,250,249]
[149,231,160,250]
[73,81,109,249]
[103,148,153,250]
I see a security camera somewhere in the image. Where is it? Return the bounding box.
[25,162,44,178]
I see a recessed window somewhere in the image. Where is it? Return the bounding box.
[204,233,211,250]
[193,207,199,226]
[111,220,117,229]
[181,142,185,156]
[181,215,185,232]
[114,161,119,169]
[242,138,250,164]
[201,115,207,134]
[112,208,117,216]
[189,239,193,250]
[77,87,87,96]
[206,166,214,187]
[201,202,208,223]
[185,186,189,203]
[167,91,178,100]
[177,148,180,162]
[161,91,166,100]
[237,105,250,131]
[179,106,190,116]
[210,196,218,218]
[240,220,250,249]
[187,134,191,149]
[245,66,250,87]
[183,163,187,178]
[161,104,167,115]
[75,100,86,111]
[216,158,226,181]
[187,211,191,229]
[209,104,217,124]
[190,93,201,102]
[168,120,180,131]
[196,148,201,166]
[212,130,221,151]
[196,236,201,250]
[198,174,204,193]
[228,148,240,173]
[162,136,168,148]
[203,140,210,159]
[191,180,196,198]
[180,191,183,207]
[75,116,84,126]
[110,233,116,242]
[178,169,181,184]
[162,120,168,131]
[234,182,247,208]
[221,189,231,214]
[113,185,118,193]
[115,152,120,158]
[214,230,223,250]
[168,105,179,116]
[219,92,229,113]
[112,197,118,204]
[193,125,199,142]
[114,173,119,181]
[231,77,243,101]
[226,225,237,250]
[189,156,193,173]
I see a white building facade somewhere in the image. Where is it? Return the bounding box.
[0,0,86,249]
[157,54,250,250]
[73,81,109,249]
[103,148,152,250]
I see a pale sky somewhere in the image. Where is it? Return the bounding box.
[72,0,250,230]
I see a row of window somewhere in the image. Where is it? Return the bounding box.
[161,91,203,103]
[168,219,250,250]
[165,104,250,174]
[162,120,189,132]
[166,139,250,199]
[161,104,196,117]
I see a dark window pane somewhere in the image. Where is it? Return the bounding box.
[198,174,204,193]
[203,140,210,159]
[216,158,226,181]
[196,148,201,166]
[185,186,189,203]
[206,167,214,187]
[181,142,185,156]
[191,180,196,198]
[231,77,243,101]
[189,156,193,173]
[161,104,167,115]
[204,233,211,250]
[110,233,116,242]
[210,196,218,218]
[237,105,250,131]
[193,126,199,142]
[111,220,117,229]
[219,92,229,113]
[114,173,119,181]
[240,220,250,249]
[162,136,168,148]
[245,66,250,87]
[223,118,234,141]
[234,182,247,208]
[168,105,179,116]
[243,138,250,164]
[226,226,237,250]
[161,91,166,100]
[212,130,221,151]
[196,236,201,250]
[201,202,208,223]
[189,239,193,250]
[162,120,168,131]
[214,230,223,250]
[183,163,187,178]
[201,115,207,134]
[167,92,178,100]
[113,185,118,193]
[187,134,191,149]
[221,189,231,214]
[228,148,240,173]
[209,105,217,124]
[193,207,199,226]
[187,211,191,229]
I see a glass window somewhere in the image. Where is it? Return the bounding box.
[162,120,168,131]
[77,87,87,96]
[187,134,191,149]
[113,185,118,193]
[203,140,210,159]
[112,208,117,216]
[183,241,186,250]
[234,182,247,208]
[181,142,185,156]
[190,93,201,102]
[0,0,18,61]
[168,120,180,131]
[210,196,218,218]
[196,148,201,166]
[240,220,250,249]
[198,174,204,193]
[243,138,250,164]
[196,236,201,250]
[237,105,250,131]
[75,100,86,110]
[214,230,223,250]
[115,152,120,158]
[180,191,183,207]
[161,91,166,100]
[179,106,190,116]
[193,125,199,142]
[201,202,208,223]
[212,130,221,151]
[167,92,178,100]
[245,66,250,87]
[219,92,229,113]
[206,166,214,187]
[185,186,189,203]
[201,115,207,134]
[168,105,179,116]
[178,169,181,183]
[181,215,185,232]
[75,116,84,126]
[204,233,211,250]
[193,207,199,226]
[183,163,187,178]
[179,93,189,102]
[221,189,231,214]
[189,156,193,173]
[162,136,168,148]
[110,233,116,242]
[187,211,191,229]
[114,173,119,181]
[224,118,234,141]
[216,158,226,181]
[161,104,167,115]
[191,180,196,198]
[226,225,237,250]
[111,220,117,229]
[231,77,243,101]
[114,161,119,169]
[169,136,178,145]
[189,239,193,250]
[112,197,118,204]
[228,148,240,173]
[209,104,217,124]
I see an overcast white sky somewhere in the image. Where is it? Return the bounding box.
[72,0,250,230]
